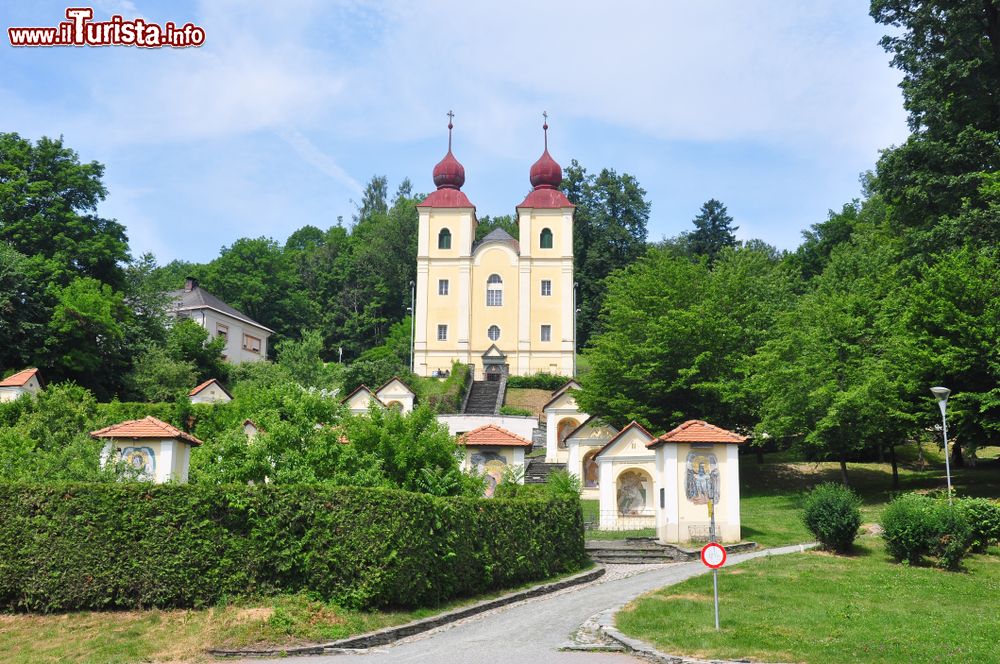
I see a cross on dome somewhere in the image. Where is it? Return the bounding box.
[432,110,465,190]
[530,111,561,190]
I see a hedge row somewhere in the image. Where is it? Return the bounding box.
[506,372,572,390]
[0,484,586,613]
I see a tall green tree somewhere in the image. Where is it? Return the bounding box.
[0,133,129,289]
[0,244,44,371]
[688,199,738,263]
[562,160,650,348]
[869,1,1000,251]
[748,236,916,484]
[576,244,794,432]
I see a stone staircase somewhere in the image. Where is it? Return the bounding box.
[585,539,759,564]
[464,380,500,415]
[585,540,687,564]
[524,460,565,484]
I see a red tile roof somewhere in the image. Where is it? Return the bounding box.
[189,378,232,398]
[593,420,656,458]
[0,368,40,388]
[458,424,533,448]
[647,420,747,447]
[416,188,475,208]
[91,416,203,446]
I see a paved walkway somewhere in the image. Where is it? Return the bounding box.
[246,544,810,664]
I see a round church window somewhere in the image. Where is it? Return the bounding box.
[488,325,500,341]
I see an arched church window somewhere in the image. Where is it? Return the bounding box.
[486,274,503,306]
[438,228,452,249]
[540,228,553,249]
[488,325,501,341]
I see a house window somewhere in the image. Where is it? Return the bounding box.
[541,280,552,296]
[438,279,449,295]
[438,228,452,249]
[216,323,229,340]
[243,333,262,354]
[488,325,500,341]
[540,325,551,342]
[486,274,503,306]
[437,324,448,341]
[540,228,553,249]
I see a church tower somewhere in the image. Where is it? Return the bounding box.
[412,114,575,380]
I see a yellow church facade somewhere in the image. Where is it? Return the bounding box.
[413,118,576,380]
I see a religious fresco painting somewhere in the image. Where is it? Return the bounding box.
[470,451,507,497]
[120,446,156,479]
[582,450,599,488]
[616,470,649,515]
[685,450,720,505]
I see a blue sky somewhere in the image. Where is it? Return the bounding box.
[0,0,909,263]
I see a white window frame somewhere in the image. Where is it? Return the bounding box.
[486,274,503,307]
[541,280,552,296]
[437,324,448,341]
[540,325,552,342]
[438,279,449,295]
[488,325,501,341]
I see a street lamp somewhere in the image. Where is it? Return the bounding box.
[409,280,415,373]
[930,386,952,503]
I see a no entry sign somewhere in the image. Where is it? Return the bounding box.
[701,542,727,568]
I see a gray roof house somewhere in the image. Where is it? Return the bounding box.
[168,277,274,363]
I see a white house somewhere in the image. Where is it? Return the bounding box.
[564,416,619,501]
[92,416,203,483]
[374,377,416,413]
[458,423,531,497]
[168,277,273,363]
[189,378,233,405]
[542,379,584,462]
[647,420,746,543]
[595,421,658,529]
[0,368,43,402]
[341,385,384,415]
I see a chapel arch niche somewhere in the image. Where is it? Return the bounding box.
[582,449,600,488]
[557,417,580,450]
[616,468,653,516]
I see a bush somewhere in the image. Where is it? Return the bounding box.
[499,405,533,416]
[801,483,862,553]
[958,498,1000,552]
[0,484,586,613]
[506,372,572,390]
[881,493,973,569]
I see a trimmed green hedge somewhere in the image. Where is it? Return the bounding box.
[506,372,572,390]
[0,484,585,613]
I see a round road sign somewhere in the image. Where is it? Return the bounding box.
[700,542,727,569]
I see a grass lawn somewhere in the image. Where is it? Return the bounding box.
[739,447,1000,547]
[0,566,593,664]
[617,537,1000,664]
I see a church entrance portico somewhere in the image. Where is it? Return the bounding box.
[481,344,508,382]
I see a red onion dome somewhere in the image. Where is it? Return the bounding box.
[529,149,562,189]
[432,149,465,190]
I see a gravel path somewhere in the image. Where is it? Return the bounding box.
[244,545,812,664]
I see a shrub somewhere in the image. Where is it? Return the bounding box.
[0,483,586,613]
[958,498,1000,552]
[881,493,973,569]
[506,372,572,390]
[499,405,533,416]
[801,483,862,553]
[881,493,936,564]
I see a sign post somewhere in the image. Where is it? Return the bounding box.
[700,542,727,631]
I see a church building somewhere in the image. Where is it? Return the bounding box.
[412,116,576,380]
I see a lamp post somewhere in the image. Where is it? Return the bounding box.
[573,281,578,377]
[930,386,952,503]
[409,280,415,373]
